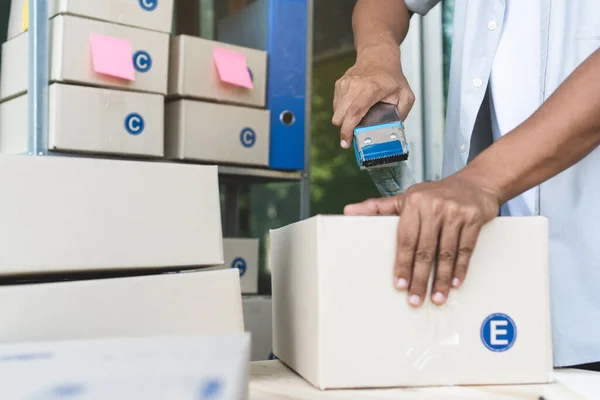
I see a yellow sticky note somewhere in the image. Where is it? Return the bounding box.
[22,0,29,32]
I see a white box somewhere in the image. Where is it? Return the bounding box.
[224,238,260,294]
[243,296,273,361]
[168,35,267,108]
[8,0,174,39]
[0,269,243,343]
[0,15,169,101]
[0,83,163,157]
[0,155,223,275]
[165,100,270,167]
[270,216,553,389]
[247,361,580,400]
[0,334,250,400]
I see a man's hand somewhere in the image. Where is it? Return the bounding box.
[344,173,501,307]
[332,44,415,149]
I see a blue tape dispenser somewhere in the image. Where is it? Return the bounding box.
[353,102,409,170]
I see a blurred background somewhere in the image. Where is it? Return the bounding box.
[0,0,456,294]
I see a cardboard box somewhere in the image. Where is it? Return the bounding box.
[0,155,223,275]
[168,35,267,108]
[243,296,273,361]
[0,15,169,101]
[7,0,175,39]
[270,216,553,389]
[0,333,250,400]
[165,100,270,167]
[224,238,260,294]
[247,361,580,400]
[0,83,163,157]
[0,269,244,343]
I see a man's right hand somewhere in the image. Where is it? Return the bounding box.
[332,44,415,149]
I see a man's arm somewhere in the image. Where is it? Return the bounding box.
[344,48,600,308]
[332,0,415,148]
[462,48,600,203]
[352,0,411,56]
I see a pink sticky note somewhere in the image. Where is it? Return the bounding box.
[213,47,253,89]
[89,34,135,81]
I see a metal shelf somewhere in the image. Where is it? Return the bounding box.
[218,165,305,183]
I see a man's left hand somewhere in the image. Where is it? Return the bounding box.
[344,173,501,307]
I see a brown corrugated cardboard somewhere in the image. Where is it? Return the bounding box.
[0,15,169,101]
[7,0,175,39]
[0,155,223,275]
[270,216,553,389]
[243,296,273,361]
[165,99,270,167]
[0,270,243,343]
[224,238,260,294]
[168,35,267,108]
[0,83,163,157]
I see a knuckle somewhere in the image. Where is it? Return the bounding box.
[437,249,456,263]
[457,246,474,259]
[399,236,417,249]
[415,249,434,264]
[405,90,416,106]
[462,205,482,222]
[444,201,460,218]
[407,191,424,206]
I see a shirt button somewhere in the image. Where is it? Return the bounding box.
[473,78,482,88]
[488,21,497,30]
[460,144,466,153]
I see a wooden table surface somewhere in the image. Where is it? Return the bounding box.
[249,361,599,400]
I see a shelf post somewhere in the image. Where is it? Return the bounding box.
[28,0,49,156]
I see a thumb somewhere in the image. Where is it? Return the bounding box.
[344,195,404,216]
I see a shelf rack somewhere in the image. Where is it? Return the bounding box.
[25,0,313,248]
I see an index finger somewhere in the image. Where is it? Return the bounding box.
[339,88,385,146]
[344,195,403,216]
[394,207,420,291]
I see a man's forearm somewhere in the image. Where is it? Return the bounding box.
[352,0,411,56]
[461,48,600,204]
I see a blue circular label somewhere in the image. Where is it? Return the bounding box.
[139,0,158,11]
[124,113,144,135]
[481,313,517,352]
[133,50,152,73]
[231,257,247,276]
[240,128,256,148]
[199,379,222,399]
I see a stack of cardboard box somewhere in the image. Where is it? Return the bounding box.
[0,0,172,157]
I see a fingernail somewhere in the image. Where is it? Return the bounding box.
[409,295,421,306]
[340,140,348,148]
[432,292,446,305]
[396,278,408,290]
[452,278,461,288]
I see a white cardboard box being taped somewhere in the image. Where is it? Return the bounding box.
[0,15,169,102]
[0,155,223,275]
[270,215,553,389]
[0,333,250,400]
[165,100,270,167]
[0,270,243,343]
[7,0,175,40]
[224,238,260,294]
[0,83,163,157]
[168,35,267,108]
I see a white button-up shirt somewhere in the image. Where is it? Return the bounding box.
[406,0,600,367]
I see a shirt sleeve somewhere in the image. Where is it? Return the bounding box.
[404,0,442,15]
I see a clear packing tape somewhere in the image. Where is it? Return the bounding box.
[367,161,417,197]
